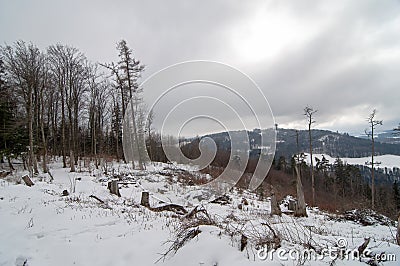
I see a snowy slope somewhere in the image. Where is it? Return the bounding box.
[0,160,399,265]
[305,153,400,170]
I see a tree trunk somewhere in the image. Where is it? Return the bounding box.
[396,214,400,245]
[61,87,66,168]
[7,156,15,171]
[371,126,375,209]
[28,100,39,175]
[129,101,143,170]
[40,87,48,173]
[70,150,76,172]
[308,124,315,207]
[270,191,282,216]
[294,164,307,217]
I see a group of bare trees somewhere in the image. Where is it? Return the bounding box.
[299,106,397,212]
[0,40,146,176]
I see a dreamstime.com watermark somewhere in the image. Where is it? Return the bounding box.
[257,238,397,262]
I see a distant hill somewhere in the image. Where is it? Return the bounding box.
[189,128,400,159]
[275,128,400,158]
[356,130,400,145]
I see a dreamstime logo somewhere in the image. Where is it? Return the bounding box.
[123,61,276,201]
[257,238,397,262]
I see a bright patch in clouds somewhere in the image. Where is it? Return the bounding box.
[231,8,319,63]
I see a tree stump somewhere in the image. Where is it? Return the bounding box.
[270,192,282,216]
[141,191,150,207]
[240,234,248,251]
[22,175,34,187]
[288,199,297,211]
[108,180,121,197]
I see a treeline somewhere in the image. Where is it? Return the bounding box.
[182,139,399,218]
[0,40,152,175]
[266,154,398,218]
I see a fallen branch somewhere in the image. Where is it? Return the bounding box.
[157,227,201,263]
[357,237,370,255]
[150,204,188,215]
[89,195,105,204]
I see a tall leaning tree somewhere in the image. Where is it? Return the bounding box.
[117,40,145,170]
[103,40,145,169]
[366,109,382,210]
[304,106,317,206]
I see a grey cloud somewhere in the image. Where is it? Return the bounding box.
[1,0,399,135]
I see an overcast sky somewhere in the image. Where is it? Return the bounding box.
[1,0,399,136]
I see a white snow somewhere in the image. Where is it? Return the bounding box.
[0,159,399,265]
[305,153,400,170]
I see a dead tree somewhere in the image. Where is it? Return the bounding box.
[304,106,317,206]
[270,190,282,216]
[294,163,307,217]
[366,109,382,209]
[116,40,145,169]
[397,214,400,245]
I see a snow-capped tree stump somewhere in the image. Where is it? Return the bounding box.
[22,174,34,187]
[240,234,248,251]
[396,214,400,245]
[141,191,150,207]
[108,180,121,197]
[288,199,297,211]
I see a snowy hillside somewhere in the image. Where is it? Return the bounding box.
[1,160,399,266]
[305,153,400,170]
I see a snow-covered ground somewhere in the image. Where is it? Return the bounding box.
[305,153,400,170]
[0,160,399,265]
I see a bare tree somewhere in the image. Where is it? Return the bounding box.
[1,41,43,176]
[365,109,382,209]
[294,157,307,217]
[304,105,317,206]
[87,65,111,167]
[146,109,155,161]
[47,44,88,172]
[39,60,51,173]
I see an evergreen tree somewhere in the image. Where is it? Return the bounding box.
[393,180,400,210]
[0,57,28,170]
